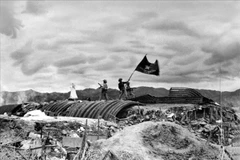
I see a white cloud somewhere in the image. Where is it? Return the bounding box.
[1,1,240,92]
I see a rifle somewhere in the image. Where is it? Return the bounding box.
[98,83,102,89]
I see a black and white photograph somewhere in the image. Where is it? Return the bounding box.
[0,0,240,159]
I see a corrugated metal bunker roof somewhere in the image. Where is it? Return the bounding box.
[130,88,214,104]
[169,87,203,97]
[42,100,142,120]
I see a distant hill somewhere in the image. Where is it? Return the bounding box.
[197,89,240,109]
[0,87,239,109]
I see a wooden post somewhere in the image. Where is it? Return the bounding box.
[210,107,213,123]
[75,119,88,160]
[97,115,100,140]
[187,111,191,128]
[207,130,212,144]
[41,132,49,160]
[203,108,206,119]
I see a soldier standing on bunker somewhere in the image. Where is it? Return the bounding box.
[125,81,135,99]
[118,78,127,100]
[99,79,108,101]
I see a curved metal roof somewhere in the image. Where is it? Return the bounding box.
[169,87,203,97]
[42,100,142,120]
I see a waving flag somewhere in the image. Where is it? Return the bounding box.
[135,55,160,76]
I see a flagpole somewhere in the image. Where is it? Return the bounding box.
[127,70,135,82]
[127,54,148,82]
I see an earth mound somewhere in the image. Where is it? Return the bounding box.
[88,121,229,160]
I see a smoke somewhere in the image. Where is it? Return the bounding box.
[0,91,28,105]
[0,2,23,38]
[0,95,4,105]
[17,92,28,104]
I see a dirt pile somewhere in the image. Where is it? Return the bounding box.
[88,121,231,160]
[142,122,221,160]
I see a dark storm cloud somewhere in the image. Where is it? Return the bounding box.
[0,2,23,38]
[203,41,240,65]
[145,20,200,38]
[54,56,87,68]
[22,0,47,15]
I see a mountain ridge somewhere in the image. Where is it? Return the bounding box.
[1,87,239,108]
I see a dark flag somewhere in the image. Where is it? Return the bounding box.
[135,55,160,76]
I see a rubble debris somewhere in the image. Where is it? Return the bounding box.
[101,102,240,147]
[163,104,240,145]
[0,102,46,117]
[0,94,239,160]
[0,115,111,160]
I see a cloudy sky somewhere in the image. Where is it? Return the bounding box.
[0,0,240,93]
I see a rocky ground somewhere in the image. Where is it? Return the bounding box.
[0,107,240,160]
[0,113,112,160]
[88,121,227,160]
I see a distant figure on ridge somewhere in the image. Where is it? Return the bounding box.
[118,78,127,100]
[69,83,78,101]
[98,79,108,101]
